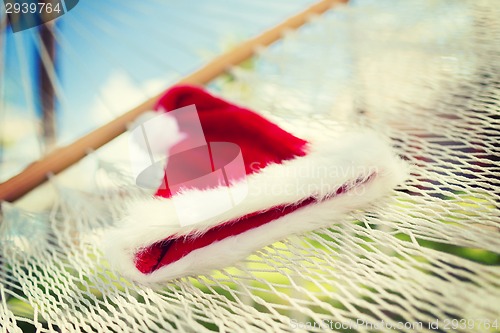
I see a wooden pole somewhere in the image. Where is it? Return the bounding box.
[0,0,347,202]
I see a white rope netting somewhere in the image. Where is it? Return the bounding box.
[1,0,499,332]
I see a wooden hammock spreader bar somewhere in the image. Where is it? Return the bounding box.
[0,0,347,202]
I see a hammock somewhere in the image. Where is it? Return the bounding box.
[1,0,499,332]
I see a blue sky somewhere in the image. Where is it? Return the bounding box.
[1,0,314,179]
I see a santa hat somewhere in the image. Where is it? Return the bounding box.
[104,85,408,284]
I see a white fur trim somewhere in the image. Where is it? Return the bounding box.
[103,130,408,284]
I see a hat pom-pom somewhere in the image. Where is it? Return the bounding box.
[129,109,185,155]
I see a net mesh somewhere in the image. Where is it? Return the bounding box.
[1,0,499,332]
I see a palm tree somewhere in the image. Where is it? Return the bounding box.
[37,22,57,151]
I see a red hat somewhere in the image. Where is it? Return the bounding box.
[104,85,408,283]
